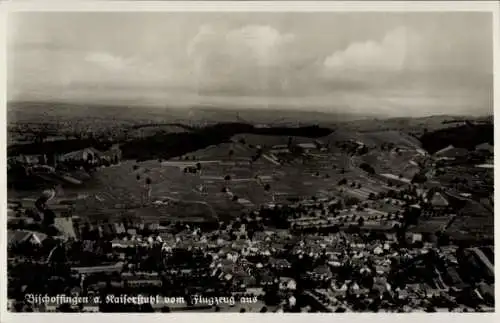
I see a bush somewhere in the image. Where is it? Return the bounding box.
[338,178,347,185]
[411,173,428,184]
[360,163,375,175]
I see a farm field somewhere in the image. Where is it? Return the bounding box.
[14,142,392,223]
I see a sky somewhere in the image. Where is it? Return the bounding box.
[7,12,494,117]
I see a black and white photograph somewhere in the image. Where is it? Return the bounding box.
[3,1,497,316]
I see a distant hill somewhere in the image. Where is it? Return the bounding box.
[8,138,113,156]
[420,123,493,154]
[121,123,333,161]
[8,101,363,127]
[322,130,421,149]
[231,133,318,147]
[8,122,333,162]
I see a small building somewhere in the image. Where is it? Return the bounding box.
[297,143,317,152]
[101,144,122,164]
[270,145,291,154]
[434,145,469,160]
[475,142,493,154]
[71,262,124,275]
[54,217,77,239]
[269,258,292,271]
[429,192,449,209]
[19,154,44,165]
[8,230,48,249]
[279,277,297,291]
[60,147,102,164]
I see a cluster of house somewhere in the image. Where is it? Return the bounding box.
[9,144,122,169]
[7,191,495,313]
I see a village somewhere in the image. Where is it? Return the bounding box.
[7,129,495,313]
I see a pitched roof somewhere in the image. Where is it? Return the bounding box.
[8,230,32,245]
[475,142,493,153]
[54,217,77,239]
[62,147,102,160]
[434,145,468,158]
[430,192,449,207]
[8,230,48,246]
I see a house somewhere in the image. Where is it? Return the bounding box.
[467,248,494,281]
[259,270,276,286]
[297,143,317,153]
[126,279,162,287]
[8,230,48,248]
[309,265,332,281]
[475,142,493,154]
[113,222,126,235]
[445,266,465,287]
[477,282,494,306]
[60,147,102,164]
[246,287,265,297]
[71,262,124,275]
[270,145,291,154]
[372,277,391,294]
[411,233,423,244]
[269,258,291,271]
[373,246,384,255]
[54,217,77,239]
[429,192,449,209]
[434,145,469,160]
[279,277,297,291]
[101,144,122,164]
[19,154,43,165]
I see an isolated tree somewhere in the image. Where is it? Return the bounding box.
[224,175,232,181]
[136,174,141,181]
[264,184,271,191]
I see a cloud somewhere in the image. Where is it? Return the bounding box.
[225,25,295,66]
[8,14,492,116]
[84,52,129,70]
[187,24,297,95]
[323,27,412,73]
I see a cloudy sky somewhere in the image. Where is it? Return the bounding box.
[8,12,493,116]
